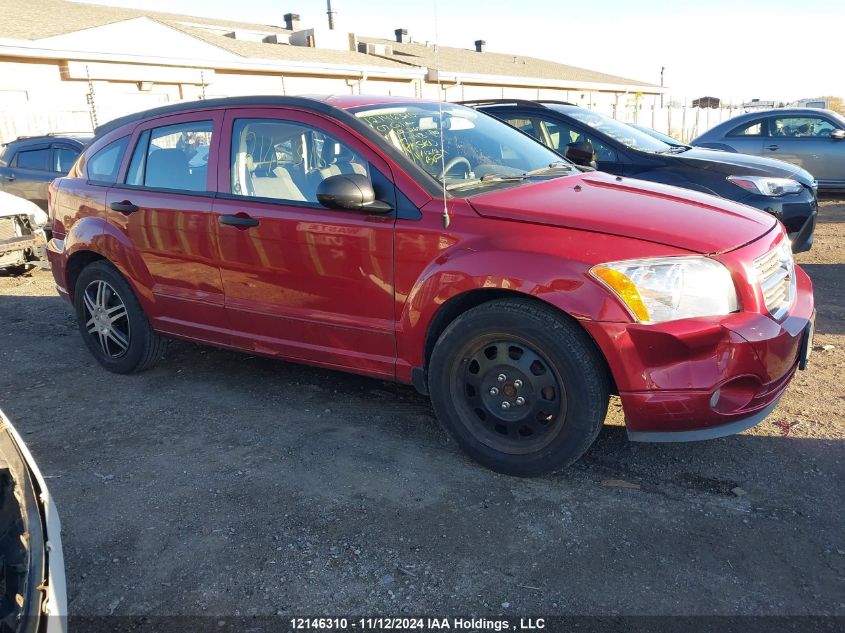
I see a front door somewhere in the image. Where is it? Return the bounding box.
[765,114,845,184]
[212,108,396,378]
[105,111,230,345]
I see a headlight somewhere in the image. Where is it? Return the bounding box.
[727,175,803,197]
[590,256,738,324]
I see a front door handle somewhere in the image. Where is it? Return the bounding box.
[766,144,779,151]
[219,213,259,228]
[5,173,15,182]
[109,200,139,214]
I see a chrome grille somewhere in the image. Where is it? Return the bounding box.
[754,240,795,320]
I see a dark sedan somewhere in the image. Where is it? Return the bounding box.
[0,133,91,210]
[691,108,845,192]
[462,100,817,253]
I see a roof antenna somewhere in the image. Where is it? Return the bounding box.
[433,0,450,228]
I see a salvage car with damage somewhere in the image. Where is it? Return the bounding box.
[0,191,48,275]
[46,96,814,476]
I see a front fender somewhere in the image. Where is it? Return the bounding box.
[395,244,632,379]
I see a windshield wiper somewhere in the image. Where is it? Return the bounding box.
[444,162,574,191]
[523,161,575,176]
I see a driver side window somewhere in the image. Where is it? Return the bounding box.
[230,118,369,204]
[540,120,618,162]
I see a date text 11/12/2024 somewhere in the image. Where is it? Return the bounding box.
[290,617,547,630]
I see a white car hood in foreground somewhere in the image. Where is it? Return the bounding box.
[0,409,67,632]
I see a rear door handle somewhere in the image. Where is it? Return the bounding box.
[219,214,259,228]
[110,201,139,214]
[766,144,779,151]
[5,173,15,182]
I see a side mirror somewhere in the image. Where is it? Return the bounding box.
[564,140,597,168]
[316,174,392,213]
[831,129,845,140]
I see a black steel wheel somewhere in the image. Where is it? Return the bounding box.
[429,298,609,476]
[457,337,566,455]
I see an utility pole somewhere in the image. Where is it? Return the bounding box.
[326,0,336,29]
[660,66,665,108]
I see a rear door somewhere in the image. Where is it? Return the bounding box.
[105,111,230,345]
[765,114,845,183]
[212,107,396,378]
[3,143,53,209]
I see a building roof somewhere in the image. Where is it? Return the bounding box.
[1,0,657,89]
[170,25,409,70]
[358,37,657,89]
[0,0,290,40]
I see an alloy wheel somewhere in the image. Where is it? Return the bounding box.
[82,279,131,359]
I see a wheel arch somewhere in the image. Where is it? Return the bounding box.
[62,223,155,308]
[418,288,618,396]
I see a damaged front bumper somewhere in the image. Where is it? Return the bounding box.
[0,214,48,270]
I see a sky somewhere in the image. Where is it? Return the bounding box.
[81,0,844,101]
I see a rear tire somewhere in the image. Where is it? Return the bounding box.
[73,261,167,373]
[429,299,609,477]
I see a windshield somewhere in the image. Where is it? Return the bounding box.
[553,107,672,153]
[353,103,575,194]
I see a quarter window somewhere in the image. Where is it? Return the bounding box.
[126,121,213,192]
[231,118,368,204]
[87,137,129,184]
[771,116,836,138]
[728,120,763,137]
[14,148,50,171]
[54,147,80,173]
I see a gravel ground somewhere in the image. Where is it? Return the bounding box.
[0,201,843,619]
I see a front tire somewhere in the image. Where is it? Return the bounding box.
[429,299,609,477]
[73,261,167,373]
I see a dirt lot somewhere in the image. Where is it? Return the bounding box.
[0,202,843,620]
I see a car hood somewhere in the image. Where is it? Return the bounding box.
[668,147,816,186]
[468,171,777,254]
[0,190,49,227]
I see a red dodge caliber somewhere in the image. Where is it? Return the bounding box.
[47,96,814,476]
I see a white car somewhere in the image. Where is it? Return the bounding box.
[0,408,67,632]
[0,191,49,274]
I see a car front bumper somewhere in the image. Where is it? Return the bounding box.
[582,264,814,441]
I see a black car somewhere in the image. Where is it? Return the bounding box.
[0,133,91,210]
[461,100,817,253]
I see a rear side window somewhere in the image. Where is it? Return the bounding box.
[87,137,129,184]
[54,147,80,173]
[14,148,50,171]
[126,121,213,192]
[728,120,763,137]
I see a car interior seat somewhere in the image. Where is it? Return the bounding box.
[146,149,193,190]
[245,133,306,202]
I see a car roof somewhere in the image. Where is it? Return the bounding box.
[93,94,460,139]
[4,134,91,147]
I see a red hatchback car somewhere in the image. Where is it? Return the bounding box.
[47,96,815,476]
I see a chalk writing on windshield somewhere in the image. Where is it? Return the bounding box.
[362,112,445,169]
